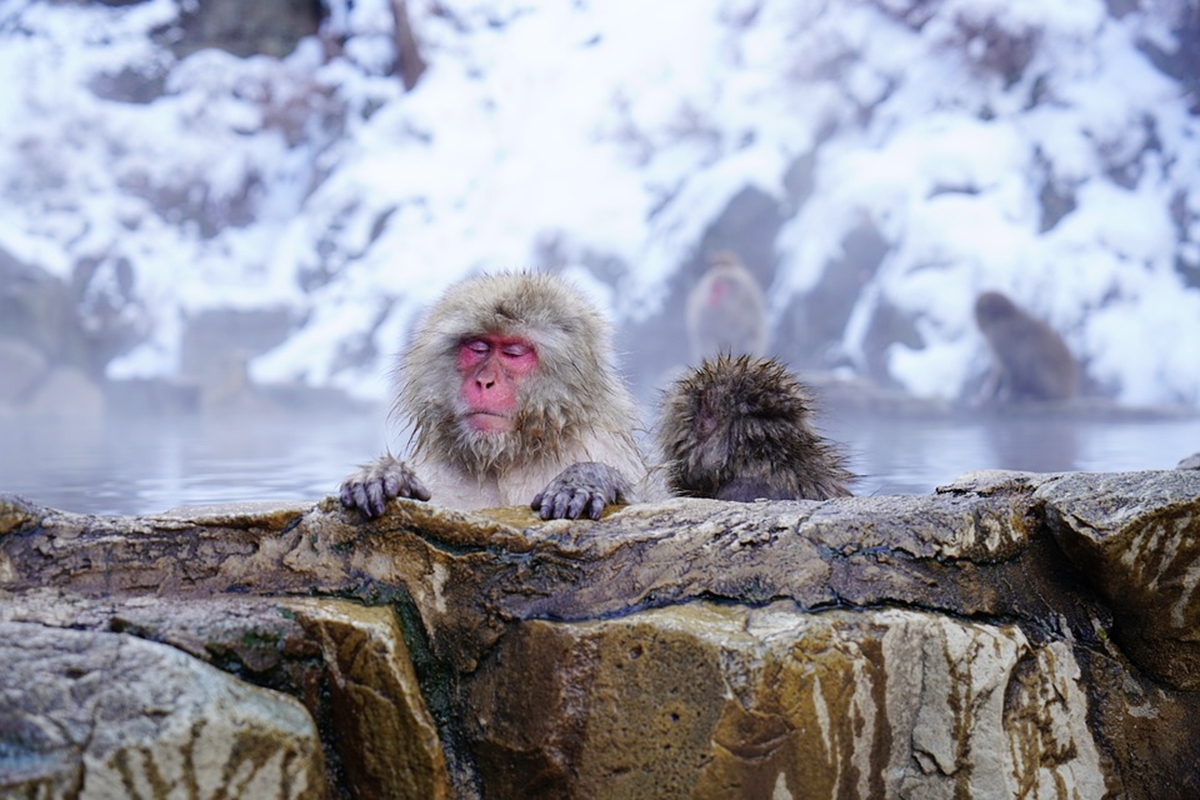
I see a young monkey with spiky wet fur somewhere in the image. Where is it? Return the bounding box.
[340,272,648,520]
[657,354,853,502]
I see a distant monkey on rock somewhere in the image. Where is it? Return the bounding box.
[686,251,769,362]
[339,272,648,520]
[657,354,854,502]
[974,291,1079,404]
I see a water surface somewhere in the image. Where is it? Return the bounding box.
[1,408,1197,515]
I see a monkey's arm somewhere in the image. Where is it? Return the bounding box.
[531,462,632,521]
[339,454,432,518]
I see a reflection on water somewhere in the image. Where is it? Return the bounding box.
[826,412,1200,497]
[0,410,389,516]
[1,408,1198,515]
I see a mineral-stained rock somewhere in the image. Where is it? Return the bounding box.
[465,604,1107,799]
[2,469,1200,798]
[286,598,454,800]
[0,619,325,799]
[0,590,453,800]
[1034,469,1200,690]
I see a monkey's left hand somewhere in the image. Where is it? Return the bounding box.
[531,462,631,521]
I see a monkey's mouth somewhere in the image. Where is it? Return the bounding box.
[463,412,514,434]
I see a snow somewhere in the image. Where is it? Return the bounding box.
[1,0,1199,406]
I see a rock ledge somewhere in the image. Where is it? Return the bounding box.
[3,469,1200,798]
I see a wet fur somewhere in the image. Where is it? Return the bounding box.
[657,354,853,501]
[342,271,647,516]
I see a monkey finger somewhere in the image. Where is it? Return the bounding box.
[365,481,391,518]
[533,491,558,520]
[382,471,402,500]
[565,491,593,520]
[586,495,606,520]
[408,477,432,502]
[552,491,573,520]
[384,469,431,502]
[532,493,560,520]
[344,483,374,518]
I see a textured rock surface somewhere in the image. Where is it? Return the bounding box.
[3,469,1200,798]
[466,605,1106,799]
[0,620,324,798]
[1036,470,1200,689]
[0,591,451,800]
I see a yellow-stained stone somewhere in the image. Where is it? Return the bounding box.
[468,604,1107,800]
[281,598,454,800]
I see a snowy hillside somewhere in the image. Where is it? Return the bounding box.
[1,0,1198,406]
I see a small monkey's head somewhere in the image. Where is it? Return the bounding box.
[658,354,816,493]
[703,252,754,307]
[397,272,631,474]
[974,291,1021,331]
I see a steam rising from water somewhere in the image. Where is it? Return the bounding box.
[2,409,1197,515]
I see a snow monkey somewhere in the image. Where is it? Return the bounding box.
[339,272,648,520]
[657,354,854,502]
[685,251,769,362]
[974,291,1079,403]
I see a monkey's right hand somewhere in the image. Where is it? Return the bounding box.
[531,462,631,521]
[339,454,432,518]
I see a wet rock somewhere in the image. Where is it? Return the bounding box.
[0,619,325,798]
[465,605,1106,799]
[1035,469,1200,690]
[286,598,454,800]
[0,591,453,800]
[2,471,1200,798]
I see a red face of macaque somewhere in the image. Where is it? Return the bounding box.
[456,335,538,434]
[708,276,730,307]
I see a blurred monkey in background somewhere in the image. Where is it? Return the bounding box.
[974,291,1079,404]
[339,272,648,521]
[686,251,769,362]
[657,354,854,502]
